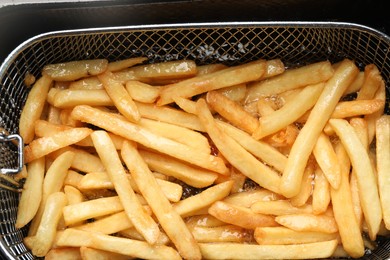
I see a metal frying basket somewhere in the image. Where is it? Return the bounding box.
[0,22,389,259]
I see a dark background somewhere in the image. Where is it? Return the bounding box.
[0,0,388,62]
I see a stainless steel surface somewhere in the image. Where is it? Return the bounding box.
[0,21,389,259]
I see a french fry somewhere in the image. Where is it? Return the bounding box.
[251,200,312,215]
[289,162,314,207]
[125,80,160,103]
[71,105,227,174]
[357,64,382,100]
[331,99,385,118]
[252,83,324,139]
[64,185,84,205]
[191,225,246,243]
[366,80,386,143]
[313,132,341,189]
[376,115,390,229]
[206,90,259,134]
[173,181,233,218]
[196,98,281,193]
[118,227,170,245]
[29,192,67,257]
[245,60,333,102]
[344,71,364,95]
[91,131,160,244]
[173,96,197,114]
[275,213,338,234]
[19,75,53,143]
[68,76,103,90]
[329,118,382,240]
[15,157,45,229]
[199,240,338,259]
[76,211,134,235]
[80,246,130,260]
[280,59,359,198]
[186,214,226,228]
[42,59,108,81]
[312,167,330,215]
[158,59,267,105]
[53,89,113,108]
[45,247,82,260]
[254,226,339,245]
[216,84,247,102]
[121,141,201,260]
[107,57,147,72]
[223,189,283,207]
[209,201,278,229]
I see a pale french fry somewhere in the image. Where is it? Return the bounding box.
[331,99,385,118]
[251,200,312,215]
[80,246,130,260]
[217,120,287,172]
[196,99,281,193]
[19,75,53,143]
[329,118,382,241]
[356,63,382,100]
[216,84,247,102]
[158,59,267,105]
[56,229,181,260]
[68,76,103,90]
[199,240,338,259]
[71,105,227,174]
[91,131,160,244]
[60,108,85,127]
[125,80,160,103]
[209,201,278,229]
[313,132,341,189]
[191,225,246,243]
[245,60,334,102]
[331,141,364,258]
[344,71,364,95]
[107,57,147,72]
[289,162,314,207]
[207,90,259,134]
[196,63,228,75]
[366,80,386,143]
[254,226,339,245]
[312,167,330,215]
[256,97,276,117]
[29,192,67,257]
[223,189,283,207]
[121,141,201,260]
[64,185,84,205]
[173,181,233,218]
[376,115,390,229]
[15,157,45,229]
[76,211,134,235]
[46,105,62,125]
[350,172,363,229]
[53,89,113,108]
[215,167,246,193]
[118,227,170,245]
[275,213,338,234]
[186,214,226,228]
[172,96,197,114]
[280,59,359,198]
[42,59,108,81]
[252,83,324,139]
[45,247,82,260]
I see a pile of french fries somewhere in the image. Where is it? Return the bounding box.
[15,55,389,260]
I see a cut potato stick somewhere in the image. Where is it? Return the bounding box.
[196,99,281,193]
[366,80,386,143]
[45,247,82,260]
[118,227,170,245]
[331,141,364,258]
[42,59,108,81]
[173,96,197,114]
[191,225,246,243]
[223,189,283,208]
[56,229,181,260]
[253,83,324,139]
[245,60,333,102]
[125,80,160,103]
[173,181,233,218]
[209,201,278,229]
[80,246,130,260]
[98,71,140,122]
[15,157,45,228]
[76,211,134,235]
[289,162,314,207]
[121,141,201,260]
[254,226,339,245]
[275,214,338,233]
[217,84,247,102]
[91,131,160,244]
[19,75,53,143]
[357,63,382,100]
[199,240,338,259]
[376,115,390,229]
[251,200,312,215]
[64,185,84,205]
[158,59,267,105]
[329,118,382,240]
[344,71,364,95]
[186,214,226,228]
[206,90,259,134]
[331,99,385,118]
[53,89,113,108]
[280,59,359,198]
[107,57,147,72]
[68,76,103,90]
[313,132,341,189]
[71,105,227,174]
[312,167,330,215]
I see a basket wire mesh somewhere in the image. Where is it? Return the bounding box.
[0,22,389,259]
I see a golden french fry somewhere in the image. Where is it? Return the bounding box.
[280,59,359,198]
[29,192,67,257]
[313,133,341,189]
[45,247,82,260]
[125,80,160,103]
[312,167,330,215]
[254,226,339,245]
[68,76,103,90]
[331,99,385,118]
[76,211,134,235]
[91,131,160,244]
[329,118,382,241]
[199,240,338,259]
[344,71,364,95]
[290,162,315,207]
[107,57,147,72]
[376,115,390,229]
[158,59,267,106]
[19,75,53,143]
[173,181,233,218]
[80,246,131,260]
[357,63,382,100]
[191,225,246,243]
[15,157,45,228]
[196,98,281,193]
[42,59,108,81]
[251,200,312,215]
[252,83,324,139]
[223,189,283,207]
[118,227,170,245]
[64,185,84,205]
[186,214,226,228]
[366,80,386,143]
[275,213,338,234]
[245,60,334,102]
[209,201,278,229]
[216,84,247,102]
[71,105,227,174]
[172,96,197,114]
[53,89,113,108]
[207,90,259,134]
[121,141,201,260]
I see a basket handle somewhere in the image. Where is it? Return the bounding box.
[0,129,24,175]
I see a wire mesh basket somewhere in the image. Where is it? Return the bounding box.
[0,22,389,259]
